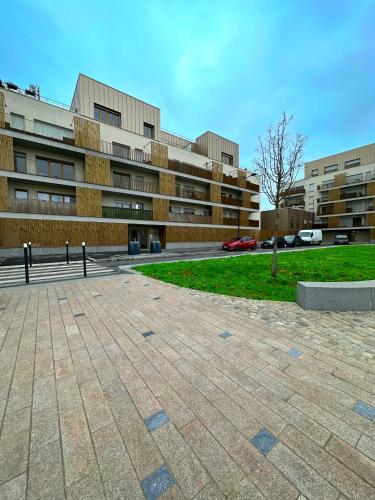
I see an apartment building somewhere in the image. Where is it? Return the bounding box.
[282,143,375,242]
[0,74,260,255]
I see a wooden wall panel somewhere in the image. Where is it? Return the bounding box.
[151,142,168,168]
[85,154,111,186]
[334,201,345,214]
[371,228,375,240]
[368,183,375,196]
[76,187,102,217]
[74,116,101,151]
[242,191,250,208]
[159,172,176,196]
[238,170,246,188]
[240,210,249,226]
[210,184,221,203]
[367,213,375,226]
[0,135,14,171]
[0,92,5,128]
[335,173,346,187]
[0,177,8,211]
[211,206,223,225]
[328,188,340,201]
[211,162,223,182]
[166,226,251,243]
[328,216,340,228]
[0,218,128,248]
[153,198,169,221]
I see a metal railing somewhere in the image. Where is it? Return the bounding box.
[341,191,366,200]
[169,213,211,224]
[112,174,158,194]
[221,195,240,207]
[175,187,209,201]
[9,198,76,216]
[4,114,75,144]
[102,206,153,220]
[101,141,152,164]
[167,159,212,180]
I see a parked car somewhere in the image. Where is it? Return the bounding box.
[222,236,257,251]
[298,229,323,245]
[334,234,350,245]
[284,234,303,247]
[261,236,287,249]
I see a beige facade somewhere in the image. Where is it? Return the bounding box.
[261,207,314,236]
[0,78,260,254]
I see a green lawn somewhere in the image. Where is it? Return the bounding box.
[136,245,375,302]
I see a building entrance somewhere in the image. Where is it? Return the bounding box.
[128,226,161,249]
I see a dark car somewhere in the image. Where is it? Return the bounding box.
[284,234,303,247]
[222,236,257,251]
[334,234,350,245]
[261,236,287,249]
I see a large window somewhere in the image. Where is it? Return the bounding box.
[345,158,360,169]
[36,157,74,180]
[37,192,75,203]
[14,152,27,173]
[112,142,130,159]
[114,201,131,209]
[311,169,319,176]
[143,122,155,139]
[15,189,28,200]
[34,120,73,140]
[10,113,25,130]
[94,104,121,127]
[324,164,338,174]
[221,152,233,165]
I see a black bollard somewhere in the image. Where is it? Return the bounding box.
[23,243,29,284]
[66,241,69,264]
[82,242,87,277]
[28,242,32,267]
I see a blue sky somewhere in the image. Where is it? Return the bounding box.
[2,0,375,177]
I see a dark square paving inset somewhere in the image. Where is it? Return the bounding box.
[140,463,175,499]
[250,427,279,455]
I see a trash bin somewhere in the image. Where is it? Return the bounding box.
[150,240,161,253]
[128,240,141,255]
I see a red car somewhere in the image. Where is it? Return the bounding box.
[222,236,257,251]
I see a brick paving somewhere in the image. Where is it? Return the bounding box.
[0,274,374,499]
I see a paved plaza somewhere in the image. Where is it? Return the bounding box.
[0,273,374,499]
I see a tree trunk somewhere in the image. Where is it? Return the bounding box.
[271,207,280,277]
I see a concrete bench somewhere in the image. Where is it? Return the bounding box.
[297,280,375,311]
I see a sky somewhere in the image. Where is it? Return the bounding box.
[2,0,375,196]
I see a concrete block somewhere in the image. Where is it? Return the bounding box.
[297,281,375,311]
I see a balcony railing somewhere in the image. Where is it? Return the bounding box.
[5,113,74,144]
[101,141,152,165]
[221,195,240,207]
[169,213,211,224]
[284,185,305,196]
[222,174,238,187]
[175,187,209,201]
[102,206,153,220]
[248,220,259,228]
[283,199,305,207]
[318,207,334,216]
[9,198,76,216]
[246,181,260,192]
[341,191,366,200]
[250,201,260,210]
[112,174,158,194]
[223,217,238,226]
[168,159,212,180]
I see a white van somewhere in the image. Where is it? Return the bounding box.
[298,229,322,245]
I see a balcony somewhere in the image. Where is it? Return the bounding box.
[175,187,209,202]
[223,217,238,226]
[318,207,334,216]
[112,174,158,194]
[250,201,260,210]
[246,180,260,192]
[221,195,240,207]
[222,174,238,187]
[102,206,153,220]
[168,159,212,180]
[248,220,259,228]
[341,191,367,200]
[101,141,152,165]
[5,113,74,144]
[9,198,76,216]
[285,185,305,196]
[283,198,305,207]
[169,213,211,224]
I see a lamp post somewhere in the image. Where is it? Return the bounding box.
[66,241,69,264]
[28,242,32,267]
[23,243,29,284]
[82,242,87,277]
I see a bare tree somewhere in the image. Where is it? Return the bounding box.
[254,112,307,277]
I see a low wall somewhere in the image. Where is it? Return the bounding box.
[297,280,375,311]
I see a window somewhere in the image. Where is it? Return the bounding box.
[15,189,28,200]
[134,149,144,162]
[114,201,131,209]
[36,157,74,180]
[324,164,338,174]
[183,208,195,215]
[345,158,360,169]
[37,192,75,203]
[309,183,314,192]
[10,113,25,130]
[14,152,27,173]
[311,169,319,176]
[34,120,73,140]
[221,153,233,165]
[134,202,144,210]
[143,123,154,139]
[94,104,121,127]
[112,142,130,159]
[113,172,130,189]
